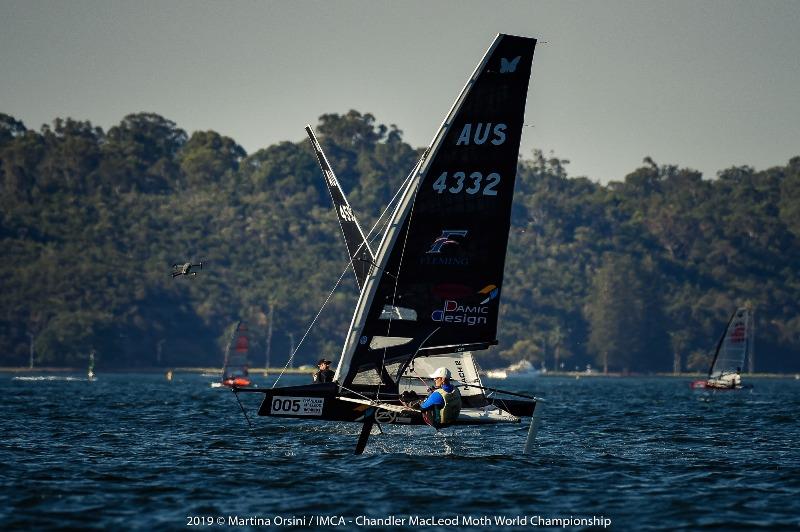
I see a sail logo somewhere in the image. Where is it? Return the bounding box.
[478,284,499,304]
[500,56,521,73]
[431,300,489,326]
[313,147,338,188]
[421,230,469,266]
[454,359,470,390]
[426,230,468,253]
[323,169,338,188]
[432,283,473,300]
[432,283,499,303]
[729,323,746,343]
[339,204,356,222]
[456,123,507,146]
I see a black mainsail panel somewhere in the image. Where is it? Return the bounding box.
[306,125,374,291]
[337,34,537,388]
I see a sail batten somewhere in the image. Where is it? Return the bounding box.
[335,34,537,389]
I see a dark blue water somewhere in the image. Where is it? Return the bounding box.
[1,373,798,530]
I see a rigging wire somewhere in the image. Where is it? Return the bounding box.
[337,384,378,402]
[271,263,351,388]
[349,168,415,262]
[270,164,418,388]
[376,165,423,400]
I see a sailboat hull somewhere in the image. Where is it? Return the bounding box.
[247,383,535,426]
[690,380,753,391]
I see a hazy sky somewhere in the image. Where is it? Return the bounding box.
[2,0,798,183]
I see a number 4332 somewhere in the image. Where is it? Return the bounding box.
[432,171,501,196]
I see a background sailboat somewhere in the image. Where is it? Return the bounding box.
[691,307,753,390]
[213,321,252,388]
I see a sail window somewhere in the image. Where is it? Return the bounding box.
[369,336,412,350]
[379,305,417,321]
[350,364,398,386]
[351,366,382,386]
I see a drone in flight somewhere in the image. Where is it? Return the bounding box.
[172,262,203,278]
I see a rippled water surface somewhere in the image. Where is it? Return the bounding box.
[1,373,799,530]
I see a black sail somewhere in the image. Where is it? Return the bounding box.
[306,125,374,291]
[337,34,537,389]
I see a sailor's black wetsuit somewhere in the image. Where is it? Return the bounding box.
[313,369,335,383]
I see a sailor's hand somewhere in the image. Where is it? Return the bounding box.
[399,398,422,411]
[400,390,419,402]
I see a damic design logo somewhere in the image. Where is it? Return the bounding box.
[430,283,500,326]
[432,283,499,303]
[477,284,499,304]
[431,299,489,326]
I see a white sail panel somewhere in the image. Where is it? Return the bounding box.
[398,352,484,398]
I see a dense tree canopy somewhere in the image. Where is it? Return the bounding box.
[1,110,798,373]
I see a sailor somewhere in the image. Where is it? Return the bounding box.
[313,358,335,383]
[418,367,462,429]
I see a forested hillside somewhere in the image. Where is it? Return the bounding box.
[2,111,798,372]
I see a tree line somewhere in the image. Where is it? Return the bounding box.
[1,111,798,373]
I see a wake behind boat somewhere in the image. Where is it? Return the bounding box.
[236,33,541,454]
[485,359,541,379]
[691,307,753,390]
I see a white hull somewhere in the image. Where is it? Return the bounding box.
[458,405,519,424]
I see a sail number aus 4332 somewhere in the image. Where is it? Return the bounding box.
[432,171,500,196]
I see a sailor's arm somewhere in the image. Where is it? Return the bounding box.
[419,391,444,410]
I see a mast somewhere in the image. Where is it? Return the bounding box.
[707,310,736,378]
[265,303,274,372]
[748,309,755,374]
[222,321,239,371]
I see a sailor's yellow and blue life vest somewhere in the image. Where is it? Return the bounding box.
[431,385,462,426]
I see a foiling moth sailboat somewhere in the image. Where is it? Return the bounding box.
[306,125,525,426]
[237,33,541,454]
[691,307,754,390]
[213,321,252,388]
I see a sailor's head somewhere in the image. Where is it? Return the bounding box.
[318,358,332,369]
[430,367,451,385]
